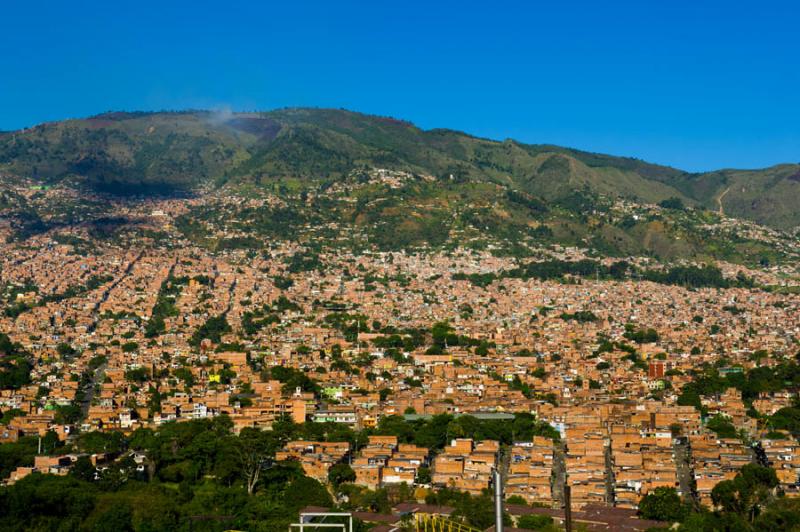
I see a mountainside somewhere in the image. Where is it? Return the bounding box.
[0,108,797,266]
[2,108,798,231]
[0,109,676,200]
[650,164,800,230]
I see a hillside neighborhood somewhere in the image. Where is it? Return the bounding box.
[1,188,799,530]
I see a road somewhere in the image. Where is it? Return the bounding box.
[674,436,698,508]
[88,250,144,332]
[552,441,567,508]
[716,186,731,216]
[79,362,107,419]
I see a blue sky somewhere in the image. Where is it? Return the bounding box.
[1,1,798,171]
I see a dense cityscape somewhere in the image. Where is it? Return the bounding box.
[1,181,800,530]
[6,1,800,528]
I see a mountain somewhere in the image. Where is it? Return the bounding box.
[647,164,800,230]
[0,108,686,198]
[0,108,797,265]
[2,108,798,231]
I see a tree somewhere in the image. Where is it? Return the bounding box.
[770,406,800,435]
[679,511,751,531]
[0,332,17,354]
[677,386,703,411]
[712,464,779,522]
[328,463,356,487]
[0,408,25,425]
[71,455,96,482]
[457,494,503,530]
[416,466,431,485]
[624,325,660,344]
[92,502,134,532]
[121,341,139,353]
[40,430,60,455]
[638,487,689,522]
[172,367,195,387]
[286,475,334,509]
[57,342,77,358]
[706,415,738,439]
[124,367,148,383]
[0,436,37,479]
[234,428,276,495]
[559,310,598,323]
[517,514,554,530]
[268,366,320,395]
[78,431,125,454]
[190,314,231,347]
[658,197,685,210]
[754,497,800,531]
[0,475,97,530]
[54,404,83,425]
[0,351,32,389]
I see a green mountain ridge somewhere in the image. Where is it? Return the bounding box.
[1,108,797,231]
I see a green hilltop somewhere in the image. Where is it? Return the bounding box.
[0,108,797,264]
[1,108,797,228]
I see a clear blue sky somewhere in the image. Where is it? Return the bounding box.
[1,1,798,171]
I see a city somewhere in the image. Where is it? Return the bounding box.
[1,189,799,530]
[2,2,800,529]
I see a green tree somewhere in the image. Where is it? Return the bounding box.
[0,475,97,530]
[121,341,139,353]
[711,464,779,522]
[54,403,83,425]
[173,367,195,387]
[638,487,689,522]
[328,463,356,487]
[91,502,134,532]
[71,456,96,482]
[57,342,77,358]
[706,415,738,439]
[517,514,555,529]
[658,197,685,210]
[235,427,278,495]
[190,314,232,347]
[416,466,431,484]
[124,367,148,383]
[78,431,125,454]
[754,497,800,531]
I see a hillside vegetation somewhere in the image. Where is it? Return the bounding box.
[2,108,798,227]
[0,109,797,264]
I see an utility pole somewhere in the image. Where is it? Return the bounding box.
[564,484,573,532]
[494,468,504,532]
[355,316,360,357]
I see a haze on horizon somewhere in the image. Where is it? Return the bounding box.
[1,0,798,172]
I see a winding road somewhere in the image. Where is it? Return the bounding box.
[716,186,731,216]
